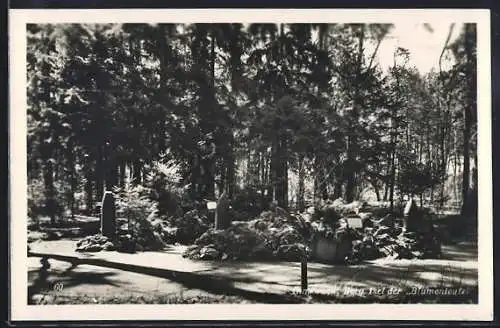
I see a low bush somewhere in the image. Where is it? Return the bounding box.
[28,178,64,220]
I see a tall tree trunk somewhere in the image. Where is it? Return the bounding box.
[453,146,458,205]
[383,184,389,202]
[105,164,118,192]
[226,24,243,200]
[389,133,397,210]
[211,28,216,87]
[105,145,118,192]
[156,25,173,157]
[218,158,226,198]
[119,162,126,188]
[334,181,343,200]
[259,152,267,206]
[245,150,252,186]
[199,27,217,200]
[313,156,323,203]
[84,168,93,215]
[67,139,76,219]
[281,142,289,208]
[96,146,104,204]
[461,24,475,216]
[42,149,56,224]
[321,167,329,200]
[201,155,215,200]
[189,155,200,199]
[345,137,357,202]
[297,154,305,211]
[225,149,235,198]
[273,135,288,208]
[345,24,365,203]
[267,148,275,205]
[133,159,142,185]
[374,185,380,202]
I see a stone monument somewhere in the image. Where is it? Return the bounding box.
[101,191,116,239]
[214,190,230,230]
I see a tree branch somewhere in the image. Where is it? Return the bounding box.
[367,37,383,71]
[439,23,455,76]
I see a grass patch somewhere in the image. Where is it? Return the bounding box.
[30,292,254,305]
[30,284,477,305]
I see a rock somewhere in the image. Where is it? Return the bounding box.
[306,206,316,215]
[358,212,373,221]
[250,219,268,230]
[185,209,308,261]
[116,234,136,253]
[97,235,109,244]
[45,231,63,241]
[274,206,291,219]
[40,294,55,304]
[118,223,129,233]
[182,245,202,259]
[336,218,349,229]
[31,294,45,305]
[199,246,220,260]
[332,198,345,207]
[121,233,132,240]
[102,241,114,250]
[75,234,113,252]
[301,213,313,223]
[85,244,103,252]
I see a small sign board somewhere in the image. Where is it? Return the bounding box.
[206,201,217,211]
[346,217,363,229]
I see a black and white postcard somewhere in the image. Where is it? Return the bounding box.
[8,8,493,321]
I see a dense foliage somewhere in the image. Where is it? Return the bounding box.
[27,23,477,224]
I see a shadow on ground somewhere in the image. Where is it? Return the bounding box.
[28,252,302,304]
[28,243,478,305]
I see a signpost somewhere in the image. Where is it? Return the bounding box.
[301,251,308,294]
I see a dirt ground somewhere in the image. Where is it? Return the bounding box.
[27,239,478,304]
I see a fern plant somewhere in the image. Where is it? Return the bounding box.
[144,158,191,216]
[113,176,163,251]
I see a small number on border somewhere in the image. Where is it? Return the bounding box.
[53,282,64,292]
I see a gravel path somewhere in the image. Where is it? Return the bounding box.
[28,239,478,303]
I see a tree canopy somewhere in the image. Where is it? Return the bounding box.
[26,23,477,222]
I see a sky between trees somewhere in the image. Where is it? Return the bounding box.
[371,22,461,74]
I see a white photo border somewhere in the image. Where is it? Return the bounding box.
[9,8,493,321]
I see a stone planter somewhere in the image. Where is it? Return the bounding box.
[311,232,352,264]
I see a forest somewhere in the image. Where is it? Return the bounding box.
[26,23,478,225]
